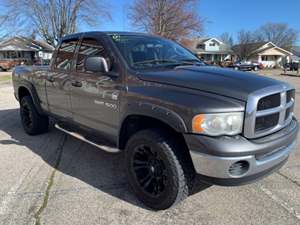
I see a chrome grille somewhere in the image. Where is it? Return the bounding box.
[255,113,279,132]
[257,93,280,110]
[244,84,295,139]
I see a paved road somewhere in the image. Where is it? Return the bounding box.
[0,74,300,225]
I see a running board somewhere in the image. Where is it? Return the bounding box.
[54,124,120,153]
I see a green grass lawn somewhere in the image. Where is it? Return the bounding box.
[0,75,12,82]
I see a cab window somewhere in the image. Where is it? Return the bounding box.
[76,38,108,73]
[54,39,78,70]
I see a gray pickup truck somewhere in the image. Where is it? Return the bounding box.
[12,32,298,210]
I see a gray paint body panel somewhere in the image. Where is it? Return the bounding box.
[138,66,285,101]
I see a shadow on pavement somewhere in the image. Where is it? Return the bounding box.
[0,108,211,210]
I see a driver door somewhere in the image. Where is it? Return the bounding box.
[70,37,121,141]
[46,39,78,119]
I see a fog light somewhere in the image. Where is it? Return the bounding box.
[228,161,250,177]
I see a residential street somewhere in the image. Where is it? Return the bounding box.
[0,72,300,225]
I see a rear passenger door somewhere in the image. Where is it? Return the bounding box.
[46,38,78,119]
[70,36,121,141]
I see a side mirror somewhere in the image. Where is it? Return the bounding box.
[84,56,109,73]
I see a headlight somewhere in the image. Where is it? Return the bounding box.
[192,112,244,136]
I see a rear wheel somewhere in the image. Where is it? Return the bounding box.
[20,96,49,135]
[234,66,239,70]
[125,128,194,210]
[254,66,259,71]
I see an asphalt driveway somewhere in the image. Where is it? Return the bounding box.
[0,72,300,225]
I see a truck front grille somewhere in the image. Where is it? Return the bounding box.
[257,93,280,110]
[244,84,295,139]
[255,113,279,132]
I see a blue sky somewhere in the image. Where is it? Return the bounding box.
[1,0,299,44]
[95,0,300,44]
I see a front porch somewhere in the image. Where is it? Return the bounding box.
[197,52,233,63]
[0,51,36,64]
[257,55,288,68]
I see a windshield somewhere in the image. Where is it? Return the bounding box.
[109,34,204,70]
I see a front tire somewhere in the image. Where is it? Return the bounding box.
[125,129,194,210]
[20,96,49,135]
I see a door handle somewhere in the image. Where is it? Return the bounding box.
[46,76,54,82]
[71,80,82,87]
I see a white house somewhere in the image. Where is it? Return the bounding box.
[233,42,293,68]
[189,38,233,63]
[0,36,54,64]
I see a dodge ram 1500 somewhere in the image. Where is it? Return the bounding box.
[12,32,299,210]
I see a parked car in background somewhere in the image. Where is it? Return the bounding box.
[231,61,263,71]
[220,59,234,68]
[0,59,22,71]
[284,62,299,72]
[0,58,51,71]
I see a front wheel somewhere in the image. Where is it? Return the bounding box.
[125,129,194,210]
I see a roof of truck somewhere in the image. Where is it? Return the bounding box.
[61,31,155,41]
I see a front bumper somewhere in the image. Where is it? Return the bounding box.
[184,118,299,186]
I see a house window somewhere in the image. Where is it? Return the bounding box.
[209,42,216,46]
[10,52,17,59]
[196,44,205,49]
[203,54,212,61]
[262,55,276,61]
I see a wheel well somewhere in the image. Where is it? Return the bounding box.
[119,115,188,151]
[18,86,31,101]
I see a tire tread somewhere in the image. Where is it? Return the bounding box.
[20,96,49,135]
[125,128,195,210]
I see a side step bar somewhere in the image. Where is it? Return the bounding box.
[54,124,120,153]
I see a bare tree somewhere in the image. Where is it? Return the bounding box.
[1,0,111,46]
[128,0,203,41]
[255,23,298,50]
[180,38,194,49]
[219,32,233,47]
[233,30,257,60]
[0,15,10,40]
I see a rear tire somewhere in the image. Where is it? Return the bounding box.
[125,128,195,210]
[20,96,49,135]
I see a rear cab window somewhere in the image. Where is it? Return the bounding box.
[54,39,78,70]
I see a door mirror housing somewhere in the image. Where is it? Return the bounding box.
[84,56,109,73]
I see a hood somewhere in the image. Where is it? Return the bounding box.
[137,66,283,101]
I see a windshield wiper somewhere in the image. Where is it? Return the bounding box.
[132,59,204,69]
[177,59,203,65]
[133,59,178,65]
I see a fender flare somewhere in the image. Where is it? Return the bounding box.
[120,102,188,133]
[17,80,45,115]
